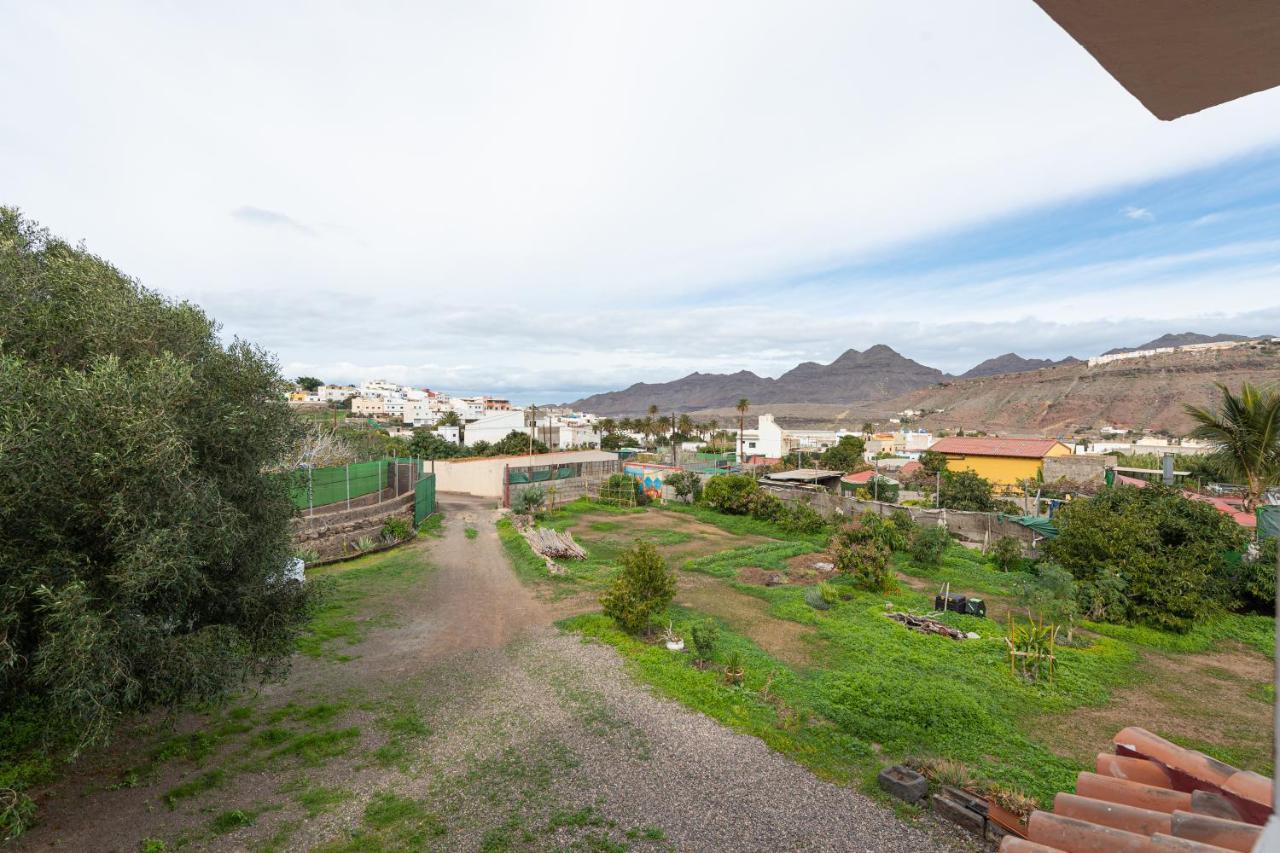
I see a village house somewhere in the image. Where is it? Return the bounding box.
[927,436,1072,490]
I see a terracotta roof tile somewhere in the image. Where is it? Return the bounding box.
[929,436,1068,458]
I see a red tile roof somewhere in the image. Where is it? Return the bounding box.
[930,436,1068,459]
[1000,726,1269,852]
[1114,474,1256,528]
[841,469,877,485]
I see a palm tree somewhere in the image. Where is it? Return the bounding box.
[599,417,616,436]
[1184,382,1280,511]
[708,418,719,449]
[736,398,750,461]
[677,414,693,439]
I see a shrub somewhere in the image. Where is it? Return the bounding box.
[1222,538,1277,614]
[804,587,831,610]
[1044,484,1249,632]
[938,470,995,511]
[830,522,895,593]
[689,622,721,661]
[666,470,702,504]
[854,511,910,552]
[817,580,844,604]
[909,525,950,567]
[990,536,1023,572]
[380,516,412,543]
[0,210,319,767]
[723,650,745,685]
[1078,570,1129,622]
[888,509,916,536]
[702,474,760,515]
[1014,563,1079,641]
[512,486,545,515]
[779,501,827,535]
[748,492,784,522]
[355,536,377,552]
[600,541,677,633]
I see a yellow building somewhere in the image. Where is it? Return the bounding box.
[928,436,1072,491]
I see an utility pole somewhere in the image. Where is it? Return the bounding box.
[671,412,677,468]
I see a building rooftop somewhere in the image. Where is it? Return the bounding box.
[764,468,844,483]
[930,437,1068,459]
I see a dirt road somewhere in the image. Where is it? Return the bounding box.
[19,496,960,852]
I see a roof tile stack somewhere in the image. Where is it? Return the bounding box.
[999,727,1270,852]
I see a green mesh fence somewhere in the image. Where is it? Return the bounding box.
[1259,505,1280,541]
[289,460,386,510]
[414,473,436,526]
[508,465,576,484]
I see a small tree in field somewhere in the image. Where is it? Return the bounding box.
[910,525,950,567]
[830,523,895,593]
[600,541,676,633]
[666,470,702,504]
[991,536,1023,571]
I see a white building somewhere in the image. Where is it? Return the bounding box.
[463,410,528,447]
[316,384,358,403]
[739,414,841,460]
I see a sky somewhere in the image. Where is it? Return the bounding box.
[3,2,1279,403]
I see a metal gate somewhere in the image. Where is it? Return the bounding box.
[414,472,437,526]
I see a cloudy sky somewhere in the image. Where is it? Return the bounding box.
[3,2,1279,402]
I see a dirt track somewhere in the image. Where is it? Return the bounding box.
[18,495,960,852]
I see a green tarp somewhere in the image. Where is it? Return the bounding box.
[414,473,436,526]
[998,514,1059,538]
[1258,505,1280,541]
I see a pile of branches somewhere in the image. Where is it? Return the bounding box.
[517,522,587,560]
[886,611,968,641]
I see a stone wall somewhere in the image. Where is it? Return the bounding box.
[291,490,416,560]
[761,483,1044,554]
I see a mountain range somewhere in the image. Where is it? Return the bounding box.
[566,332,1265,416]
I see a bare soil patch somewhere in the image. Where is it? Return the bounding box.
[676,574,821,668]
[1033,643,1274,774]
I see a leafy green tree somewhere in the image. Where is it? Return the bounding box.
[410,429,466,459]
[601,432,629,451]
[820,435,867,472]
[1184,383,1280,511]
[490,429,548,456]
[600,541,676,633]
[1014,563,1079,642]
[938,470,994,511]
[830,522,895,593]
[666,470,702,504]
[0,208,319,757]
[1043,484,1249,631]
[990,536,1024,571]
[690,621,721,662]
[909,525,950,567]
[295,376,323,392]
[702,473,760,515]
[919,450,949,476]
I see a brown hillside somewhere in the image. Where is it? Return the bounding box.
[878,340,1280,436]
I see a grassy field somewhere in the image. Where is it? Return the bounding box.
[543,499,1275,808]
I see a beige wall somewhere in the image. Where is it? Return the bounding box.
[431,450,619,498]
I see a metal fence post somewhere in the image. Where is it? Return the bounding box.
[378,460,383,504]
[395,458,400,496]
[308,467,314,518]
[346,464,351,510]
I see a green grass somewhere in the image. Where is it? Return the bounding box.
[162,769,226,808]
[210,808,258,834]
[464,526,478,539]
[299,549,434,659]
[683,541,819,579]
[893,544,1032,599]
[417,513,445,537]
[296,784,351,816]
[314,790,446,851]
[661,502,829,545]
[269,727,362,766]
[1082,614,1275,658]
[562,584,1140,805]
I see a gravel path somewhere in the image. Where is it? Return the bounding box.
[18,496,969,852]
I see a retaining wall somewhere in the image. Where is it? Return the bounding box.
[291,490,416,560]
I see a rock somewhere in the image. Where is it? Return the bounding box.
[877,765,928,805]
[765,572,786,586]
[932,790,985,836]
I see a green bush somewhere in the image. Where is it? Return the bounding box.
[991,536,1024,572]
[690,622,721,661]
[702,474,760,515]
[512,486,546,515]
[1014,563,1079,640]
[1077,570,1129,622]
[1225,539,1277,614]
[888,509,916,536]
[778,501,827,535]
[0,210,319,775]
[380,516,412,543]
[939,470,995,511]
[1044,484,1249,632]
[804,587,831,610]
[748,491,784,522]
[909,525,951,567]
[600,541,677,633]
[666,470,702,504]
[854,511,910,552]
[830,522,895,593]
[602,473,647,506]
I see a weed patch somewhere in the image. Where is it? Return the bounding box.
[299,550,434,659]
[162,769,225,808]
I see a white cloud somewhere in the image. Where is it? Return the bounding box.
[2,1,1279,397]
[1122,205,1155,221]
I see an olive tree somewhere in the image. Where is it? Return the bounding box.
[0,209,319,754]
